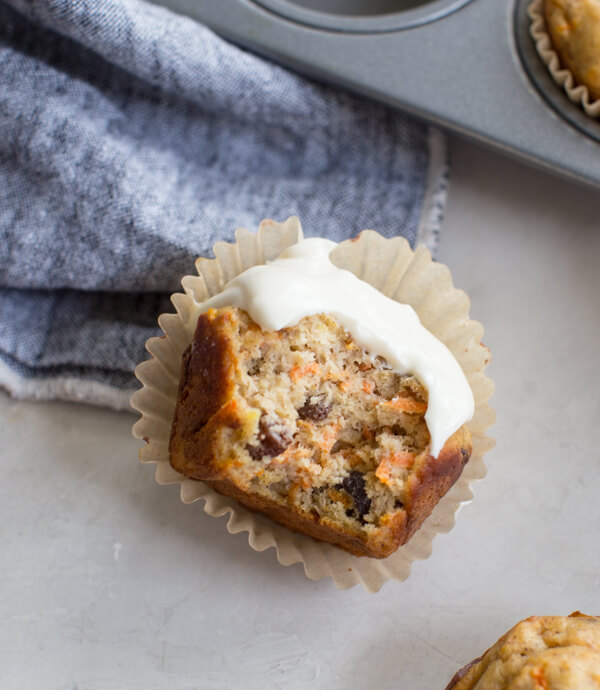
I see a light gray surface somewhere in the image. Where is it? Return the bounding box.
[2,138,600,688]
[149,0,600,187]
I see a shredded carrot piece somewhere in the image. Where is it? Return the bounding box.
[338,377,351,392]
[531,668,549,690]
[318,424,341,454]
[375,451,415,484]
[381,396,427,414]
[292,476,311,489]
[362,379,375,394]
[287,449,320,489]
[289,361,320,382]
[270,443,306,465]
[327,487,353,509]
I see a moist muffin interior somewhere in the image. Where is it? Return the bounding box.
[213,309,432,534]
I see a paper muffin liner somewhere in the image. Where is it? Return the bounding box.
[131,217,495,592]
[529,0,600,118]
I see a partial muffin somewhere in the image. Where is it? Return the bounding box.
[169,306,472,559]
[445,613,600,689]
[543,0,600,100]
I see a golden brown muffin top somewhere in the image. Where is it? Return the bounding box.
[446,613,600,689]
[543,0,600,101]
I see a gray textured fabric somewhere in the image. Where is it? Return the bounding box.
[0,0,449,410]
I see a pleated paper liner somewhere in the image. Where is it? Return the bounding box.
[131,217,495,592]
[529,0,600,118]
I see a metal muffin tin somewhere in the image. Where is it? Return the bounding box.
[151,0,600,187]
[249,0,474,32]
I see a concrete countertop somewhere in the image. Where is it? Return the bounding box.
[2,137,600,689]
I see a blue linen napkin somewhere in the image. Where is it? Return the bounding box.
[0,0,449,410]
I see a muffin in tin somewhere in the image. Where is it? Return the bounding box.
[543,0,600,101]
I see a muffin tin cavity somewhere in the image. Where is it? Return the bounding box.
[250,0,473,33]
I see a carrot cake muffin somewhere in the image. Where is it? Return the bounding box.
[543,0,600,100]
[445,613,600,689]
[168,238,475,559]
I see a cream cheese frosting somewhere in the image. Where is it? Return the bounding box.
[202,238,474,457]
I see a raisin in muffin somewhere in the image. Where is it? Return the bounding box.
[445,613,600,689]
[169,306,471,559]
[543,0,600,101]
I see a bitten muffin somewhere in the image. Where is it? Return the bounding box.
[169,306,472,559]
[445,613,600,689]
[543,0,600,100]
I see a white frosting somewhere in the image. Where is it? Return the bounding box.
[202,238,474,457]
